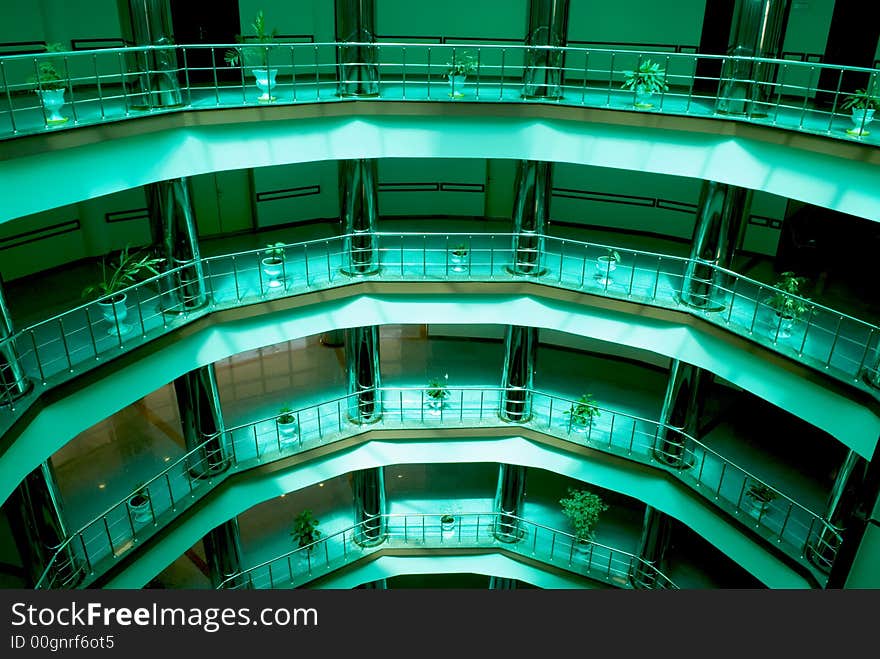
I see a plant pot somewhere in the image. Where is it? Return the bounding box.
[426,392,448,414]
[771,311,795,340]
[634,85,654,109]
[746,497,771,521]
[261,256,284,289]
[569,417,590,434]
[450,251,468,272]
[277,419,298,443]
[440,515,455,532]
[595,256,617,285]
[448,74,466,98]
[252,68,278,103]
[848,108,874,136]
[97,293,132,336]
[37,88,68,124]
[127,494,152,524]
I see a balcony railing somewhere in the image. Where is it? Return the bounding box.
[214,512,679,590]
[1,42,878,145]
[2,233,878,433]
[34,385,838,590]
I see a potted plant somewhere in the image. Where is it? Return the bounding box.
[744,482,778,520]
[127,482,152,525]
[559,487,608,546]
[276,406,298,443]
[225,10,279,103]
[445,51,476,98]
[440,513,456,532]
[450,242,469,272]
[622,59,669,109]
[261,242,286,289]
[595,247,621,285]
[290,509,322,552]
[27,42,68,125]
[564,393,601,433]
[764,271,810,339]
[425,374,450,412]
[841,86,879,136]
[81,246,164,336]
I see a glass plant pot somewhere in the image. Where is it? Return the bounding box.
[425,391,449,414]
[97,294,131,336]
[771,312,795,339]
[634,84,654,109]
[127,494,152,524]
[37,88,68,124]
[440,515,455,532]
[450,251,468,272]
[277,419,298,443]
[569,416,591,433]
[595,256,618,285]
[252,68,278,103]
[261,257,284,288]
[448,74,466,98]
[848,108,874,136]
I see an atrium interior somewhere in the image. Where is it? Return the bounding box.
[0,0,879,591]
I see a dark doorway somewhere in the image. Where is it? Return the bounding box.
[816,0,880,108]
[170,0,241,84]
[694,0,736,94]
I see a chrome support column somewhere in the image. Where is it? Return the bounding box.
[653,360,706,468]
[522,0,571,99]
[335,0,379,97]
[345,326,382,423]
[629,506,672,589]
[500,325,538,422]
[492,464,527,543]
[716,0,792,116]
[808,450,866,573]
[172,364,229,479]
[489,576,517,589]
[124,0,183,109]
[148,177,207,314]
[680,180,749,311]
[352,467,386,547]
[5,461,80,588]
[202,518,244,589]
[340,159,380,276]
[510,161,552,276]
[0,277,31,405]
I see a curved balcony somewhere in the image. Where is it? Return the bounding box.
[2,43,878,147]
[216,512,679,590]
[36,385,836,591]
[2,233,878,442]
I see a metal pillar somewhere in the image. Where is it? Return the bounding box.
[345,326,382,423]
[148,177,208,314]
[716,0,792,116]
[500,325,538,422]
[808,451,866,573]
[680,180,749,311]
[335,0,378,97]
[202,518,243,588]
[125,0,183,109]
[5,461,81,588]
[172,364,229,479]
[653,360,706,469]
[0,277,31,406]
[340,159,380,276]
[489,576,517,589]
[522,0,571,99]
[493,464,527,543]
[629,506,672,589]
[510,161,552,276]
[352,467,386,546]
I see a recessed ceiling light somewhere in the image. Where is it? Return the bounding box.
[98,483,106,489]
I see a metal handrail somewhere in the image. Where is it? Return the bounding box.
[33,384,840,590]
[215,511,679,590]
[2,231,877,416]
[2,41,877,144]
